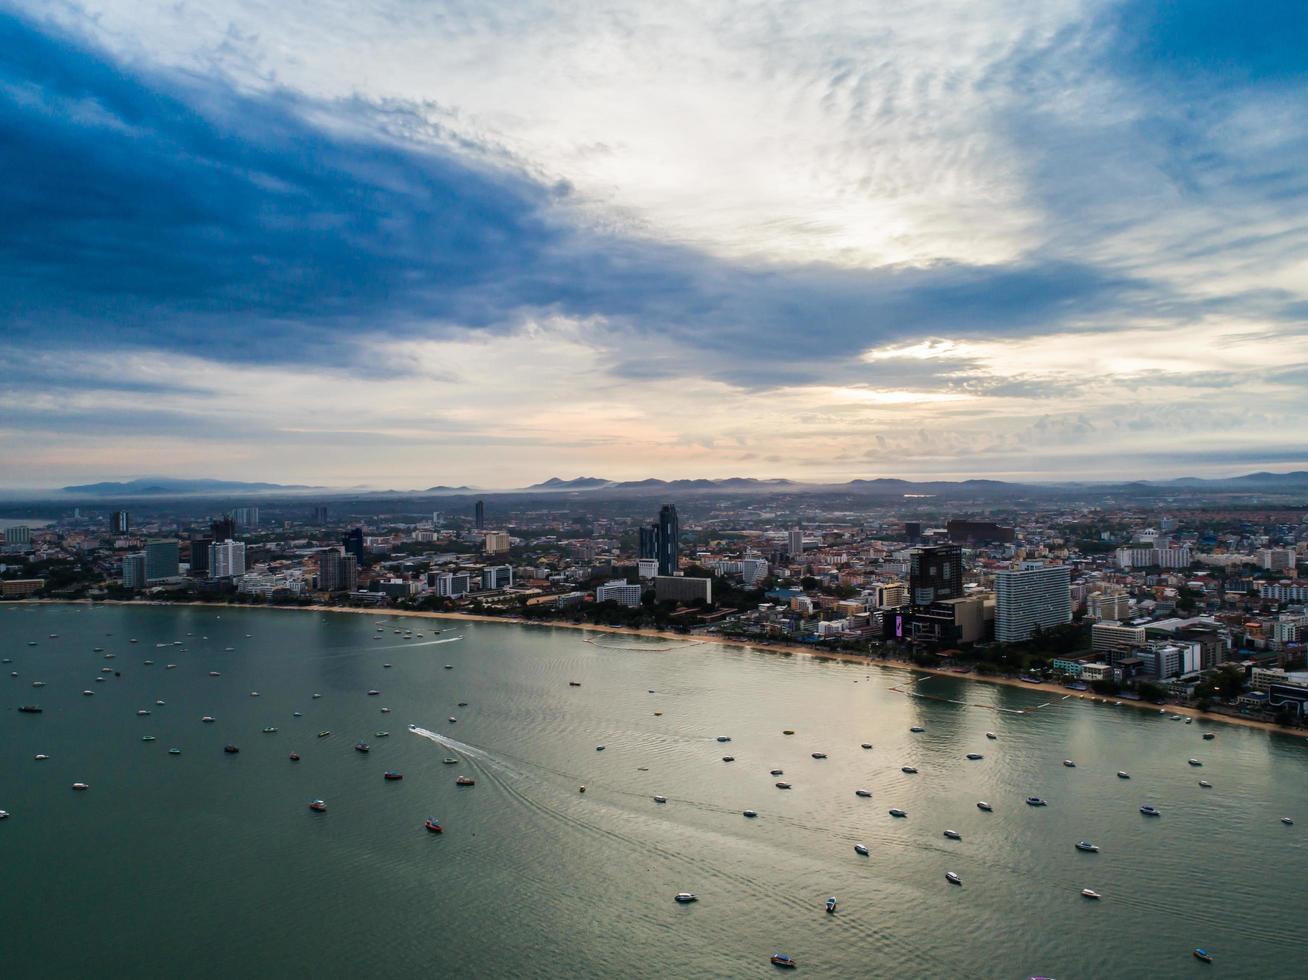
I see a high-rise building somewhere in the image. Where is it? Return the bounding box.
[144,540,180,582]
[637,558,659,580]
[654,574,710,604]
[481,565,513,590]
[656,504,679,576]
[946,519,1015,544]
[909,546,963,606]
[342,527,365,565]
[432,511,443,528]
[210,539,247,578]
[211,516,237,541]
[189,537,213,576]
[434,572,471,597]
[318,550,358,592]
[904,521,922,544]
[474,500,485,530]
[596,579,643,607]
[638,525,659,561]
[110,511,130,535]
[232,506,259,528]
[311,505,329,524]
[4,525,31,546]
[121,552,146,589]
[994,562,1072,644]
[483,531,511,555]
[788,529,805,557]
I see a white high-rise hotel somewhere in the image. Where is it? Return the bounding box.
[210,539,247,578]
[995,562,1072,643]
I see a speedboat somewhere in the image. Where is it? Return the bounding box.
[1026,797,1048,807]
[354,742,369,753]
[442,758,459,765]
[770,953,796,968]
[169,748,181,755]
[1081,888,1101,900]
[595,744,604,751]
[312,693,322,699]
[375,731,390,738]
[1188,759,1202,767]
[156,700,166,705]
[34,753,49,760]
[1063,760,1076,768]
[141,736,156,742]
[854,843,869,855]
[775,781,791,790]
[209,672,221,677]
[383,771,403,781]
[977,801,993,812]
[1076,841,1099,852]
[654,795,667,804]
[722,756,735,762]
[743,810,758,818]
[861,742,872,749]
[82,690,94,696]
[0,810,8,819]
[782,729,795,735]
[1202,732,1215,740]
[770,769,784,776]
[146,660,155,666]
[811,752,827,759]
[1199,780,1212,788]
[855,789,872,798]
[1193,949,1213,963]
[1282,817,1295,825]
[1117,771,1130,779]
[888,808,907,818]
[425,817,442,833]
[825,896,837,913]
[293,712,302,717]
[31,681,45,688]
[309,800,327,812]
[1140,805,1160,816]
[455,776,475,786]
[289,752,300,761]
[674,892,697,904]
[716,736,731,743]
[910,726,925,733]
[202,716,215,723]
[262,727,278,734]
[166,664,176,669]
[945,871,961,886]
[224,744,239,754]
[943,829,962,840]
[72,782,90,791]
[901,766,918,774]
[457,702,468,707]
[18,705,43,714]
[317,731,331,738]
[367,690,380,696]
[966,753,983,760]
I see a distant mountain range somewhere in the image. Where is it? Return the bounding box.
[60,478,318,496]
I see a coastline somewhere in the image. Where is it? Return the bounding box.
[18,598,1300,737]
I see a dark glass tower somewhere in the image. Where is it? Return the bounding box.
[656,504,679,576]
[343,527,365,565]
[638,525,659,560]
[110,510,130,535]
[210,516,237,541]
[909,545,963,606]
[475,500,485,530]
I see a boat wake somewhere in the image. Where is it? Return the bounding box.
[407,726,521,778]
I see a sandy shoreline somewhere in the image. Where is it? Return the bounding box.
[18,598,1300,737]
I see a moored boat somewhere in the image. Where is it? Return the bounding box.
[1076,841,1099,852]
[1198,780,1211,788]
[1063,759,1076,768]
[861,742,872,749]
[775,781,791,790]
[943,829,961,840]
[1202,732,1215,740]
[442,758,459,765]
[977,801,993,812]
[945,871,961,885]
[910,726,925,733]
[770,953,796,968]
[1188,759,1202,766]
[986,731,997,739]
[722,756,735,762]
[743,810,758,818]
[72,782,89,791]
[1026,796,1047,806]
[675,892,697,904]
[383,771,403,781]
[224,744,239,754]
[1193,949,1213,963]
[1118,771,1130,779]
[317,731,331,738]
[716,736,731,743]
[309,799,327,812]
[289,752,300,761]
[825,896,837,913]
[17,705,42,714]
[889,808,907,818]
[770,769,784,776]
[1140,805,1160,816]
[855,789,872,798]
[1081,888,1101,899]
[1282,816,1294,825]
[456,776,475,786]
[354,742,369,753]
[425,817,442,833]
[966,753,983,760]
[901,766,918,774]
[854,843,869,855]
[654,795,667,803]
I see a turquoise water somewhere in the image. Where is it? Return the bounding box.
[2,603,1305,978]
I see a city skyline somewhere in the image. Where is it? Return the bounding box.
[4,2,1308,488]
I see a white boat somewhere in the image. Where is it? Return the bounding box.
[1075,841,1099,852]
[854,843,869,855]
[743,810,758,818]
[888,808,907,818]
[0,810,9,819]
[943,829,962,840]
[1081,888,1101,899]
[1117,771,1130,779]
[1063,760,1076,768]
[1199,780,1212,788]
[1188,759,1202,767]
[945,872,961,885]
[653,795,667,804]
[72,782,89,791]
[985,732,997,739]
[674,892,697,904]
[1282,817,1295,826]
[977,801,993,812]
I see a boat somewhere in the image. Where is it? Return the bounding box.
[455,776,475,786]
[854,843,869,855]
[1193,949,1213,963]
[1076,841,1099,852]
[72,783,90,791]
[1117,771,1130,779]
[770,953,796,968]
[722,756,735,762]
[743,810,758,818]
[444,665,453,669]
[166,664,176,669]
[383,771,403,781]
[901,766,918,774]
[249,691,260,698]
[34,753,49,760]
[579,786,585,793]
[312,693,322,699]
[224,744,239,754]
[318,731,330,738]
[674,892,697,904]
[169,748,181,755]
[1282,817,1295,825]
[811,752,827,759]
[855,789,872,798]
[202,716,216,723]
[1026,797,1047,807]
[17,705,42,714]
[889,808,907,818]
[717,736,732,742]
[381,708,391,714]
[31,681,45,688]
[770,769,784,776]
[83,690,94,696]
[595,745,604,751]
[1063,760,1076,768]
[309,800,327,812]
[1202,733,1215,740]
[910,726,925,733]
[943,829,962,840]
[782,729,794,735]
[861,742,872,749]
[654,795,667,804]
[457,702,468,707]
[775,781,791,790]
[0,810,8,819]
[825,896,837,913]
[367,690,380,696]
[141,736,156,743]
[977,801,993,812]
[1170,715,1182,721]
[1199,780,1212,788]
[26,641,36,647]
[145,660,155,666]
[293,712,302,717]
[1185,718,1192,724]
[262,727,278,734]
[945,871,962,886]
[966,753,983,760]
[375,731,390,738]
[156,700,166,705]
[425,817,442,833]
[1081,889,1101,900]
[442,758,458,765]
[1188,759,1202,767]
[289,752,300,761]
[209,672,221,677]
[354,742,370,753]
[1140,805,1160,816]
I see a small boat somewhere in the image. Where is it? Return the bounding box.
[425,817,442,833]
[34,753,49,760]
[579,786,585,793]
[72,782,90,791]
[309,800,327,812]
[945,872,961,886]
[455,776,475,786]
[312,693,322,699]
[855,789,872,798]
[367,690,380,696]
[770,769,784,776]
[654,711,662,716]
[1117,771,1130,779]
[26,641,36,647]
[82,690,94,696]
[156,700,166,705]
[293,712,302,717]
[383,771,403,781]
[318,731,330,738]
[1076,841,1099,852]
[782,729,794,735]
[166,664,176,669]
[977,801,993,812]
[743,810,758,818]
[209,672,220,677]
[381,708,391,714]
[770,953,796,968]
[1026,797,1047,807]
[569,681,581,687]
[775,781,791,790]
[202,716,216,723]
[17,705,42,714]
[1188,759,1202,767]
[457,702,468,707]
[289,752,300,761]
[889,808,907,818]
[901,766,918,774]
[442,758,458,765]
[854,843,869,855]
[595,745,604,751]
[1170,715,1182,721]
[943,829,962,840]
[811,752,827,759]
[262,727,278,734]
[1140,805,1160,816]
[825,896,837,913]
[1185,718,1192,724]
[145,660,155,666]
[861,742,872,749]
[224,744,239,754]
[1282,817,1295,826]
[249,692,260,698]
[169,748,181,755]
[722,756,735,762]
[0,810,8,819]
[354,742,370,753]
[1193,949,1213,963]
[141,736,156,742]
[910,726,925,733]
[444,665,453,670]
[383,663,392,668]
[717,736,732,743]
[674,892,697,904]
[966,753,983,760]
[31,681,45,688]
[1081,888,1101,900]
[654,795,667,804]
[1199,780,1212,788]
[1063,760,1076,768]
[1202,732,1215,740]
[375,731,390,738]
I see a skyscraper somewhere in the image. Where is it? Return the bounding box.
[189,537,213,576]
[995,562,1072,643]
[121,552,146,589]
[475,500,485,530]
[909,545,963,606]
[312,505,329,524]
[342,527,365,565]
[638,524,659,560]
[211,516,237,541]
[656,504,679,576]
[210,539,247,578]
[110,510,130,535]
[318,550,358,592]
[144,540,180,582]
[788,529,804,557]
[232,506,259,528]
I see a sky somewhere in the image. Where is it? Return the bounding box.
[2,0,1307,489]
